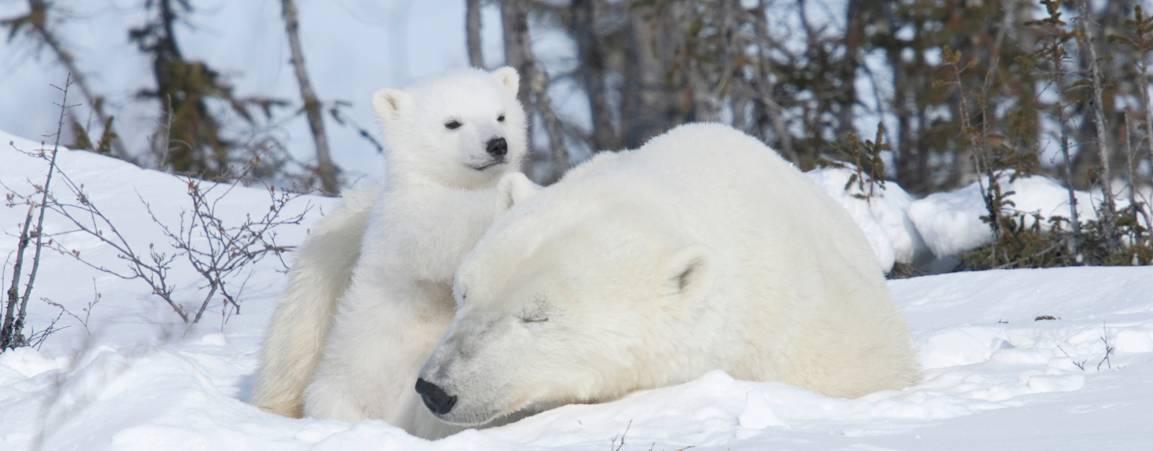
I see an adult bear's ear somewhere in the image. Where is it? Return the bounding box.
[490,66,520,97]
[664,245,714,301]
[494,172,540,214]
[372,89,412,121]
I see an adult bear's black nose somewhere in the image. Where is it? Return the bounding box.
[415,378,457,415]
[486,137,508,157]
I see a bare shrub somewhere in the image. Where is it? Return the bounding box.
[4,98,311,329]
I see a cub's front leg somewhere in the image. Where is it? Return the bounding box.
[303,274,455,424]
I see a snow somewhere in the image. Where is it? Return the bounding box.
[807,167,930,270]
[3,132,1153,450]
[907,174,1107,258]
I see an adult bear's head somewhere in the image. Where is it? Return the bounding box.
[415,172,718,426]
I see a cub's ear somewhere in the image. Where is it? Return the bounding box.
[664,245,714,301]
[372,89,412,121]
[490,66,520,97]
[495,172,540,214]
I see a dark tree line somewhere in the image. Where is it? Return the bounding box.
[483,0,1152,265]
[3,0,1152,264]
[488,1,1150,194]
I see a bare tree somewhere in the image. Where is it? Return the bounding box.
[500,0,535,105]
[570,0,617,151]
[1076,0,1120,250]
[1123,112,1153,241]
[750,0,798,164]
[1110,5,1153,237]
[280,0,339,195]
[1028,0,1083,257]
[532,69,568,183]
[500,0,571,182]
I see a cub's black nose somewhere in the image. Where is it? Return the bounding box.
[415,378,457,415]
[486,137,508,157]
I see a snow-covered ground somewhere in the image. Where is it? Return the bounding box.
[2,132,1153,450]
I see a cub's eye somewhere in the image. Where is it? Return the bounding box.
[497,114,505,123]
[445,120,462,130]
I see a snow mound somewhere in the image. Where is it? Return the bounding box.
[807,167,929,270]
[908,175,1102,258]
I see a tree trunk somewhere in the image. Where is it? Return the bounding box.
[500,0,534,104]
[280,0,339,195]
[570,0,617,151]
[1076,0,1120,250]
[621,1,671,147]
[1050,34,1083,257]
[839,0,866,140]
[465,0,485,67]
[751,0,798,163]
[499,0,567,181]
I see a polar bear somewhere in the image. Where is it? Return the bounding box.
[414,123,919,427]
[250,67,538,438]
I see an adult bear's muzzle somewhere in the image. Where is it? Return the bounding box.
[414,377,457,415]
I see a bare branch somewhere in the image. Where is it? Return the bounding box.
[1,73,70,350]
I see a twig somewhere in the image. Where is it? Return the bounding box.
[1057,345,1087,371]
[1096,324,1114,371]
[610,419,633,451]
[1,73,71,350]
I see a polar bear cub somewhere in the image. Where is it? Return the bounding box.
[415,123,919,427]
[250,67,537,438]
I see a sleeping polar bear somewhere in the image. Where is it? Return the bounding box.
[414,123,920,427]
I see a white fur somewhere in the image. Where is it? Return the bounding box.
[250,67,535,438]
[419,123,920,427]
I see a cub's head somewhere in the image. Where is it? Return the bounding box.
[415,192,716,426]
[373,67,528,188]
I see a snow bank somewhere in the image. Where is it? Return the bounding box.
[4,133,1153,449]
[908,175,1101,258]
[807,167,929,270]
[5,264,1153,449]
